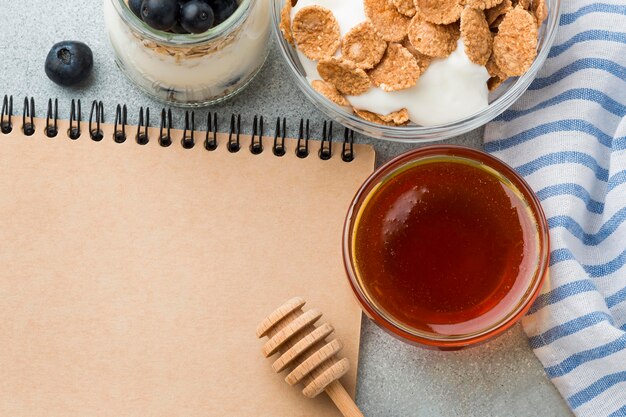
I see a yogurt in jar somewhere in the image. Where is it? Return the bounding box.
[103,0,271,105]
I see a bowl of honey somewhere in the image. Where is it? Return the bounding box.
[343,146,550,349]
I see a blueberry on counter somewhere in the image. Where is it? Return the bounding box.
[44,41,94,87]
[141,0,179,31]
[208,0,238,24]
[181,0,215,33]
[129,0,143,18]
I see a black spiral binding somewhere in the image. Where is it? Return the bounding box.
[114,104,127,143]
[136,107,149,145]
[182,111,195,149]
[89,100,104,141]
[159,108,173,147]
[23,97,35,136]
[250,115,263,155]
[0,95,358,161]
[320,121,332,161]
[205,112,217,151]
[273,117,286,157]
[45,98,58,138]
[69,99,81,139]
[228,114,241,153]
[1,95,13,134]
[296,119,310,159]
[342,128,355,162]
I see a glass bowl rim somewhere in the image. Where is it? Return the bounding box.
[271,0,563,142]
[342,145,551,347]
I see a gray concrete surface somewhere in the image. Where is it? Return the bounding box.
[0,1,572,415]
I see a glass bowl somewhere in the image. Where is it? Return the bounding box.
[271,0,561,142]
[343,146,550,349]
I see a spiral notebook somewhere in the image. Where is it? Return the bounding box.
[0,98,375,417]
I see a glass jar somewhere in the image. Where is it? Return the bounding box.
[103,0,271,106]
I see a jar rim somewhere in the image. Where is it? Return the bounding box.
[111,0,253,46]
[343,145,551,348]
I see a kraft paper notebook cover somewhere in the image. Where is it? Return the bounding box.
[0,102,375,417]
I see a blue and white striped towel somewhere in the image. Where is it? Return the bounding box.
[484,2,626,416]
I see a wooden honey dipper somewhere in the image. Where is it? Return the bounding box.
[256,297,365,417]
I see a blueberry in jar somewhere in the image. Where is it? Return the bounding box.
[208,0,238,24]
[170,22,191,34]
[128,0,143,18]
[44,41,94,87]
[141,0,179,31]
[130,0,238,33]
[180,0,215,33]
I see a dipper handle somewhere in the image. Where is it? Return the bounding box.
[256,297,364,417]
[326,380,365,417]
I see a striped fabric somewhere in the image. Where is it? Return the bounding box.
[484,2,626,416]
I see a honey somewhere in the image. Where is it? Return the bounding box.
[350,151,543,340]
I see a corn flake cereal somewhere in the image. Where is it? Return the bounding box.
[391,0,416,17]
[317,57,371,95]
[364,0,411,42]
[408,16,460,58]
[485,0,512,25]
[486,49,507,79]
[279,1,294,45]
[380,108,410,124]
[369,43,421,91]
[460,8,492,66]
[485,36,508,90]
[414,0,463,24]
[354,108,410,125]
[311,80,350,106]
[342,21,388,69]
[463,0,504,10]
[292,6,341,60]
[402,37,433,73]
[493,5,538,76]
[513,0,530,9]
[490,14,505,31]
[532,0,548,24]
[488,75,507,91]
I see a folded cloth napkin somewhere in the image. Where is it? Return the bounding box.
[484,2,626,416]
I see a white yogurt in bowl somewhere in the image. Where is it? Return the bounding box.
[347,41,490,126]
[290,0,490,126]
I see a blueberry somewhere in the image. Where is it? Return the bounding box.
[208,0,238,24]
[181,0,215,33]
[141,0,179,31]
[128,0,143,18]
[171,22,191,34]
[44,41,94,87]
